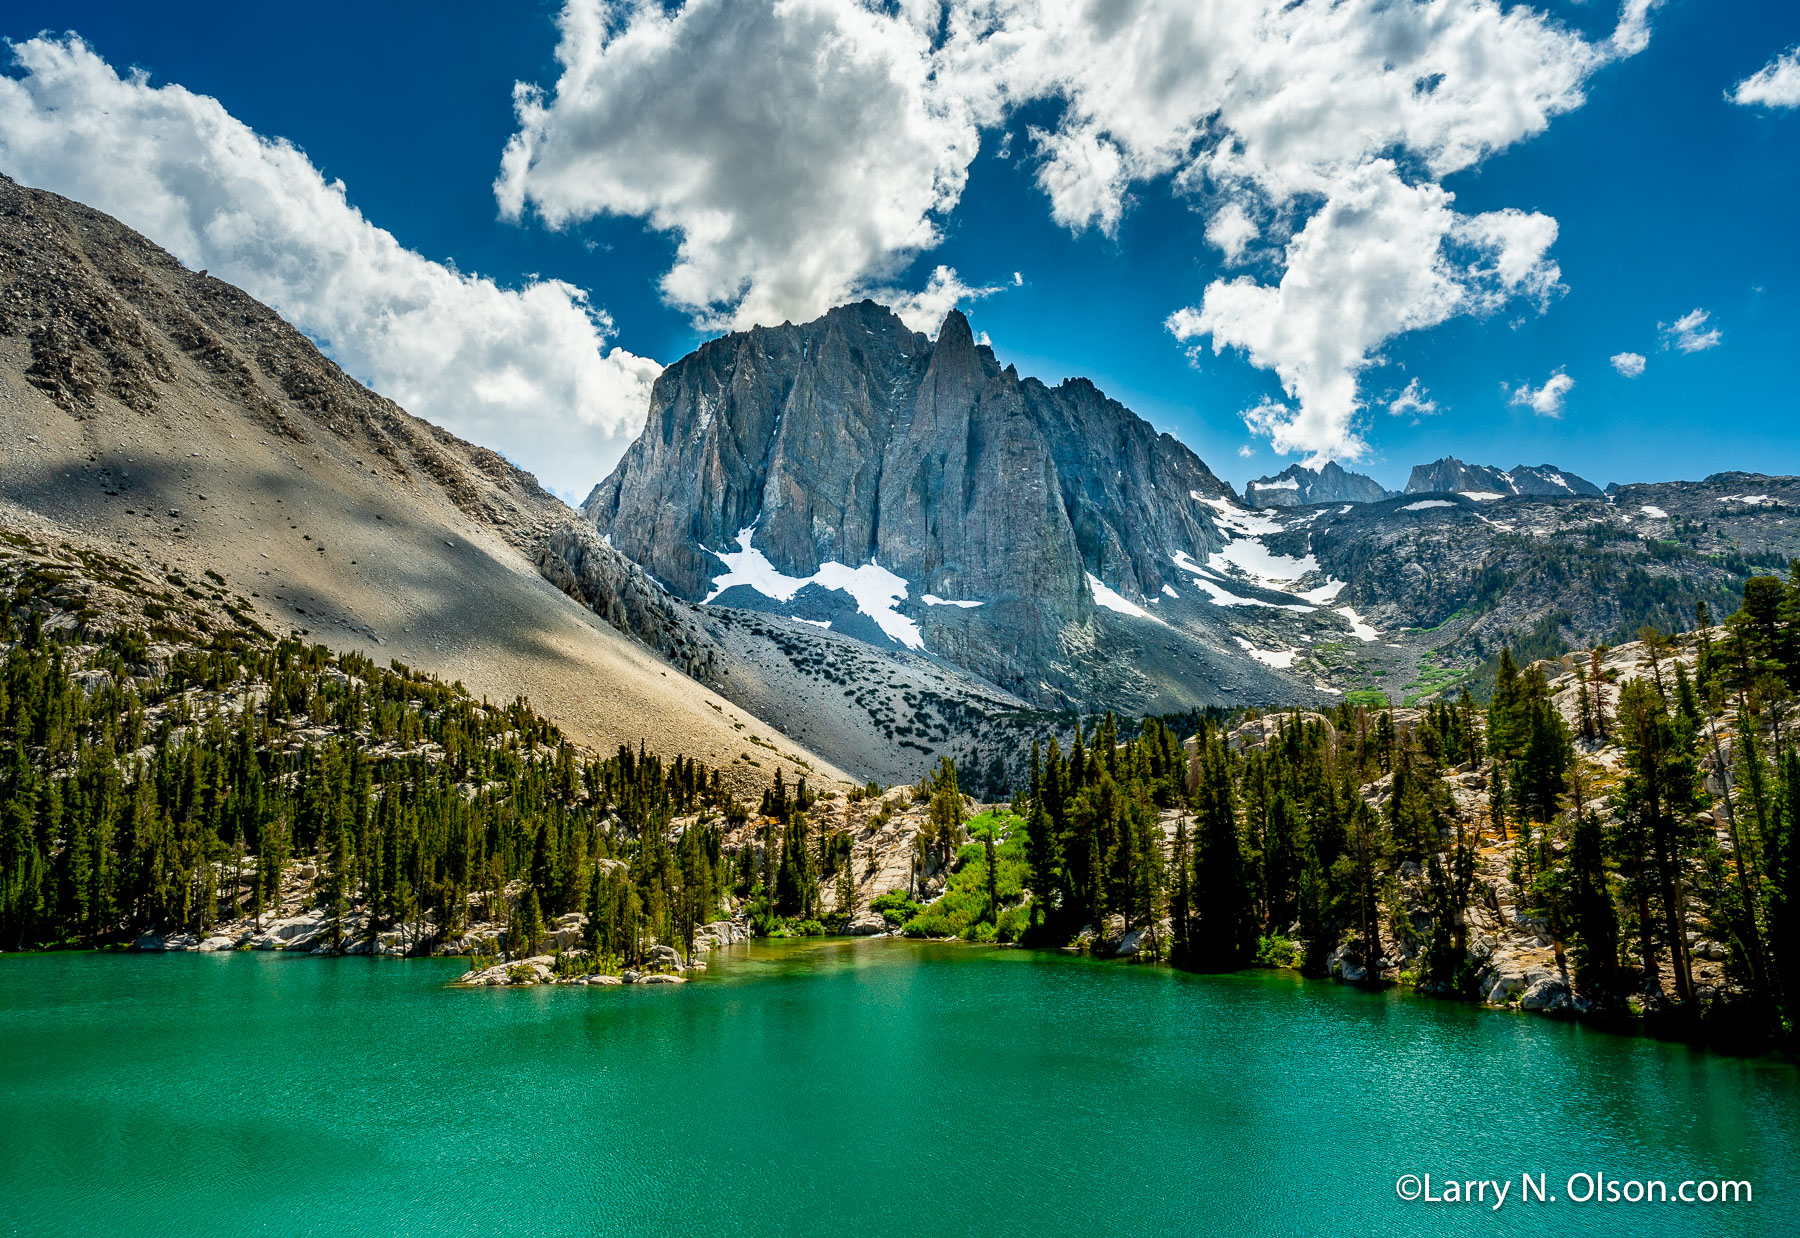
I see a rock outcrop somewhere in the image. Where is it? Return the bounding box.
[453,921,743,987]
[536,521,724,682]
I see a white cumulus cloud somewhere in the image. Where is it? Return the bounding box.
[1611,351,1647,377]
[1388,378,1440,418]
[1169,162,1559,461]
[1661,308,1722,354]
[1730,47,1800,109]
[1509,369,1575,418]
[500,1,1659,463]
[1205,202,1259,265]
[0,36,659,500]
[497,0,981,332]
[872,265,1003,335]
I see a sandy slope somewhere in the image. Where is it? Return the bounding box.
[0,177,846,792]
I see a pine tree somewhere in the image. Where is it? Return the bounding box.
[927,758,963,873]
[1576,666,1598,745]
[1191,737,1251,970]
[1489,759,1510,843]
[1336,799,1389,981]
[1515,669,1571,825]
[1565,811,1622,1002]
[1263,791,1298,934]
[0,744,45,948]
[1614,678,1703,1004]
[1023,743,1061,936]
[1771,751,1800,1025]
[1419,835,1476,993]
[509,887,543,959]
[1489,648,1526,757]
[1169,813,1193,964]
[1590,646,1610,741]
[1674,661,1703,731]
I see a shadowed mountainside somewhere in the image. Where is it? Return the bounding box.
[0,173,846,792]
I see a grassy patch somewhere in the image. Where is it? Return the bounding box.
[1401,649,1476,706]
[900,809,1030,942]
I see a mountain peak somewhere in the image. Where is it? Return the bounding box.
[935,307,975,350]
[1246,461,1393,508]
[582,300,1234,707]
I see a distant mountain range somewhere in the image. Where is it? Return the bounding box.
[1246,457,1606,508]
[1404,457,1605,499]
[7,175,1798,790]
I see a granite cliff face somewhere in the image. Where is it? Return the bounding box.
[1245,462,1393,508]
[583,302,1237,703]
[1405,457,1603,498]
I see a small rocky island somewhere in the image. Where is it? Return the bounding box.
[454,918,750,987]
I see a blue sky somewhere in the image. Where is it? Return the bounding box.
[2,1,1796,498]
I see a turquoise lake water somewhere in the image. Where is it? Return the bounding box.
[2,941,1796,1236]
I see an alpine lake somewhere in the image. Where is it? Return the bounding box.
[3,940,1796,1237]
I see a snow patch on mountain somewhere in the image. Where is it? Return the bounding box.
[1194,495,1319,588]
[1235,636,1299,669]
[1198,496,1283,538]
[1188,575,1313,613]
[1087,573,1163,624]
[1211,539,1318,586]
[706,527,923,649]
[1336,606,1379,641]
[1171,549,1207,576]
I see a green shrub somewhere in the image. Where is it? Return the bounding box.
[871,889,920,926]
[1254,934,1303,969]
[995,903,1030,943]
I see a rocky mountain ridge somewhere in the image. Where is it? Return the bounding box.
[1245,461,1393,508]
[1406,456,1604,499]
[571,299,1800,762]
[11,176,1800,797]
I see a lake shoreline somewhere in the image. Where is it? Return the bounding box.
[22,925,1792,1063]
